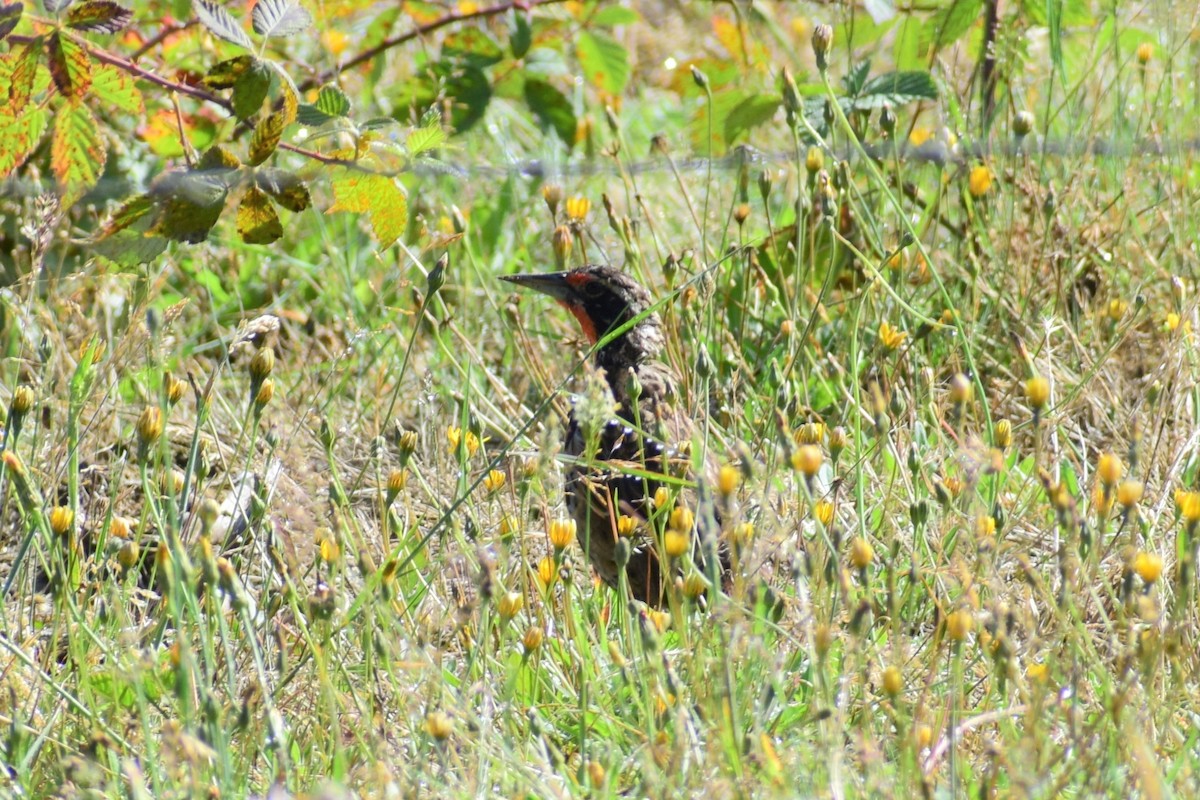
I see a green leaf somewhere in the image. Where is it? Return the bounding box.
[99,192,154,236]
[251,0,311,38]
[91,62,143,113]
[4,39,41,113]
[406,123,446,157]
[919,0,983,53]
[203,54,253,89]
[47,31,92,98]
[440,64,490,132]
[0,2,24,42]
[256,168,309,212]
[194,0,252,50]
[443,27,504,67]
[328,171,407,248]
[66,0,132,33]
[523,79,575,146]
[851,71,938,109]
[724,93,780,144]
[0,106,47,178]
[576,31,629,95]
[296,83,349,125]
[510,10,530,58]
[247,111,284,165]
[231,58,271,119]
[237,185,282,244]
[591,6,638,26]
[149,169,228,243]
[51,100,105,205]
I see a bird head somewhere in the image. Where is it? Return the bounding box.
[500,265,662,360]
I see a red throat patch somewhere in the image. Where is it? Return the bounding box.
[558,299,600,343]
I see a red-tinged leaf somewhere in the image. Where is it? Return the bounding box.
[91,62,143,113]
[51,100,105,205]
[0,2,23,42]
[247,111,284,165]
[237,185,283,244]
[0,106,48,178]
[328,170,407,248]
[66,0,132,33]
[47,31,92,98]
[4,39,41,113]
[256,168,309,212]
[194,0,252,50]
[99,193,154,236]
[203,54,253,89]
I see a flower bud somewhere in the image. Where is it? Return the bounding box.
[812,24,833,72]
[552,225,573,270]
[249,347,275,382]
[11,385,34,417]
[137,406,163,448]
[1013,110,1035,137]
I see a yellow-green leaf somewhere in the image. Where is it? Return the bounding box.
[328,171,407,248]
[4,39,42,113]
[237,185,283,244]
[247,111,284,165]
[51,100,105,205]
[91,62,143,113]
[48,31,91,98]
[0,106,47,178]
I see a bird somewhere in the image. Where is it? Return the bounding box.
[501,264,728,606]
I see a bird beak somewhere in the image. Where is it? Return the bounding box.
[499,272,576,303]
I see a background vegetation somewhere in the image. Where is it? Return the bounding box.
[2,0,1198,796]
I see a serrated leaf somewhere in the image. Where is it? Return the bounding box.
[442,27,504,67]
[66,1,132,33]
[576,31,628,95]
[194,0,252,49]
[248,111,284,165]
[231,58,271,119]
[0,106,47,178]
[523,79,575,146]
[91,62,143,113]
[251,0,311,38]
[0,3,23,41]
[296,84,349,125]
[406,123,446,157]
[5,39,41,113]
[51,100,105,205]
[328,171,407,248]
[852,71,938,109]
[256,168,309,211]
[197,143,241,173]
[203,54,253,89]
[91,226,168,266]
[44,0,74,12]
[237,185,282,244]
[268,59,299,125]
[149,169,228,243]
[48,31,92,98]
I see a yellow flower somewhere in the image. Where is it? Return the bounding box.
[663,529,689,558]
[813,499,835,527]
[882,665,903,697]
[1025,376,1050,410]
[1167,312,1182,332]
[1136,41,1153,65]
[497,591,524,622]
[653,486,670,508]
[1177,489,1200,523]
[793,422,826,445]
[1117,480,1143,509]
[616,515,637,537]
[1107,298,1128,321]
[1026,663,1049,683]
[993,419,1012,450]
[522,625,543,653]
[968,165,993,198]
[49,506,74,537]
[1091,484,1114,516]
[731,521,754,547]
[878,321,907,351]
[548,518,576,551]
[792,444,823,478]
[848,537,874,570]
[1133,552,1163,583]
[975,516,996,538]
[424,711,453,741]
[483,469,506,493]
[536,556,556,589]
[1097,453,1122,487]
[565,195,591,222]
[718,464,740,496]
[137,406,163,447]
[945,609,974,641]
[805,146,824,174]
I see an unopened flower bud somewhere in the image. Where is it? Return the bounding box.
[812,24,833,72]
